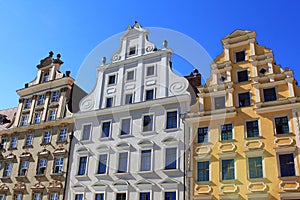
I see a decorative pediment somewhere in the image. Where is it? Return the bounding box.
[31,182,45,191]
[113,180,129,190]
[96,145,110,153]
[20,151,32,160]
[135,179,154,190]
[159,178,181,189]
[92,181,108,190]
[38,148,50,157]
[72,183,86,192]
[223,30,252,40]
[138,140,154,148]
[116,142,131,150]
[37,51,63,69]
[53,147,67,156]
[5,152,17,162]
[162,137,178,145]
[13,182,26,192]
[0,183,9,193]
[76,147,90,155]
[48,180,63,192]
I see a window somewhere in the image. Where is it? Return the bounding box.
[145,89,154,101]
[53,157,64,174]
[95,193,104,200]
[3,163,12,177]
[246,120,259,138]
[221,124,233,141]
[24,98,31,109]
[140,149,152,171]
[248,157,263,179]
[237,70,249,82]
[0,138,7,150]
[37,95,45,105]
[14,194,23,200]
[279,153,295,177]
[10,137,18,149]
[48,109,56,121]
[33,193,42,200]
[164,192,176,200]
[75,194,83,200]
[34,112,41,124]
[235,51,245,63]
[108,75,116,85]
[127,70,134,81]
[275,116,289,134]
[102,121,111,138]
[140,192,150,200]
[121,118,131,135]
[42,71,50,83]
[77,156,87,176]
[21,115,28,126]
[222,159,235,180]
[97,154,108,174]
[146,66,155,76]
[82,124,91,141]
[129,46,136,55]
[37,159,47,175]
[263,88,277,102]
[58,129,67,142]
[106,97,113,108]
[42,131,51,144]
[197,161,209,182]
[214,96,226,110]
[116,193,126,200]
[143,115,153,132]
[117,152,128,173]
[238,92,251,107]
[259,67,267,75]
[52,91,59,102]
[197,127,208,143]
[165,147,177,170]
[166,111,177,129]
[18,161,29,176]
[25,134,33,147]
[50,193,59,200]
[125,94,133,104]
[0,194,5,200]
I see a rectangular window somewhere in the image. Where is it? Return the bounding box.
[248,157,263,179]
[34,112,41,124]
[82,124,91,141]
[237,70,249,82]
[102,121,111,138]
[37,159,47,175]
[14,194,23,200]
[10,137,18,149]
[166,111,177,129]
[49,109,56,121]
[18,161,29,176]
[214,96,226,110]
[279,153,296,177]
[197,161,209,182]
[238,92,251,107]
[108,75,116,85]
[197,127,208,143]
[95,193,104,200]
[42,71,49,83]
[0,138,7,150]
[127,70,134,81]
[3,163,12,177]
[221,124,233,141]
[165,147,177,170]
[42,131,51,144]
[37,95,45,105]
[52,91,59,102]
[146,66,155,76]
[164,192,176,200]
[0,195,5,200]
[275,116,289,134]
[53,157,64,174]
[125,94,133,104]
[143,115,153,132]
[121,118,131,135]
[97,154,108,174]
[117,152,128,173]
[58,129,67,142]
[140,192,150,200]
[33,193,42,200]
[263,88,277,102]
[50,193,59,200]
[145,89,154,101]
[235,51,245,63]
[25,134,33,147]
[222,159,235,180]
[140,149,151,171]
[129,46,136,55]
[24,98,31,109]
[246,120,259,138]
[77,156,87,176]
[106,97,113,108]
[75,194,83,200]
[21,115,28,126]
[116,193,126,200]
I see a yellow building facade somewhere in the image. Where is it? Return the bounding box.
[186,30,300,200]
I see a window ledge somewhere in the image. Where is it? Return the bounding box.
[0,177,11,182]
[140,131,157,136]
[94,173,108,177]
[248,177,266,182]
[50,173,64,178]
[115,172,130,175]
[118,134,133,138]
[163,128,181,132]
[23,145,33,149]
[99,137,112,141]
[279,176,300,180]
[244,136,264,140]
[219,139,237,143]
[40,142,51,146]
[56,140,68,145]
[162,168,179,172]
[8,147,17,151]
[274,132,294,137]
[196,181,212,184]
[220,179,238,183]
[137,170,153,174]
[75,175,89,179]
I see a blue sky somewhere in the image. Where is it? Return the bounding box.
[0,0,299,109]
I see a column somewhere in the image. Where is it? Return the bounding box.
[226,67,231,82]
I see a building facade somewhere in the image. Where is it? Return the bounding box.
[65,22,192,200]
[0,52,85,200]
[186,30,300,199]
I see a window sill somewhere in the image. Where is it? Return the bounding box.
[16,176,28,181]
[118,134,133,138]
[95,173,108,177]
[196,181,212,184]
[248,177,266,182]
[75,175,89,179]
[164,128,181,132]
[35,174,46,179]
[219,139,236,143]
[115,172,130,175]
[23,145,33,149]
[140,131,157,136]
[50,173,64,179]
[220,179,238,183]
[162,168,179,172]
[274,132,294,137]
[137,170,153,174]
[99,137,113,141]
[279,176,299,180]
[8,147,17,151]
[56,140,68,145]
[40,142,51,146]
[244,136,263,140]
[0,177,11,182]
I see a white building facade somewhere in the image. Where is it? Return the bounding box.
[65,22,191,200]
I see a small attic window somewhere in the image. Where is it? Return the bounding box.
[129,46,136,56]
[259,68,267,75]
[235,51,246,63]
[42,71,50,83]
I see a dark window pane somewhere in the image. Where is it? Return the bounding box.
[106,98,113,108]
[98,154,107,174]
[238,92,251,107]
[275,116,289,134]
[215,96,225,109]
[102,122,111,137]
[249,157,263,179]
[222,159,235,180]
[221,124,233,141]
[108,75,116,85]
[263,88,277,102]
[237,70,249,82]
[198,127,208,143]
[165,192,176,200]
[197,161,209,181]
[143,115,153,132]
[166,111,177,129]
[235,51,245,62]
[279,154,295,177]
[246,120,259,138]
[146,90,154,101]
[165,148,177,169]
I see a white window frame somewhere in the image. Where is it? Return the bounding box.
[213,96,226,110]
[0,194,5,200]
[245,150,265,180]
[275,147,299,177]
[219,122,234,141]
[116,151,130,174]
[58,128,68,143]
[34,112,42,124]
[139,148,153,172]
[76,155,89,177]
[37,94,45,106]
[162,190,177,200]
[105,96,114,108]
[126,69,135,81]
[219,154,236,181]
[119,117,132,137]
[146,65,156,77]
[42,131,52,144]
[53,157,64,174]
[96,153,109,175]
[234,49,247,63]
[128,45,137,56]
[141,113,155,133]
[236,90,251,108]
[48,109,56,121]
[144,88,156,101]
[139,191,152,200]
[37,158,47,175]
[196,159,211,182]
[10,136,18,149]
[107,73,117,86]
[94,193,106,200]
[51,91,60,103]
[114,192,128,200]
[24,98,31,109]
[20,115,28,126]
[273,115,292,135]
[25,134,33,147]
[100,120,112,139]
[244,118,261,138]
[236,68,250,83]
[81,123,92,141]
[163,145,179,171]
[165,109,179,130]
[196,126,209,144]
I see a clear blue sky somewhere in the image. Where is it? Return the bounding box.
[0,0,299,110]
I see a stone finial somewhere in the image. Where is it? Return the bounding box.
[102,57,106,65]
[57,54,61,59]
[163,40,168,48]
[49,51,54,57]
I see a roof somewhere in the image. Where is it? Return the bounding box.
[0,107,17,130]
